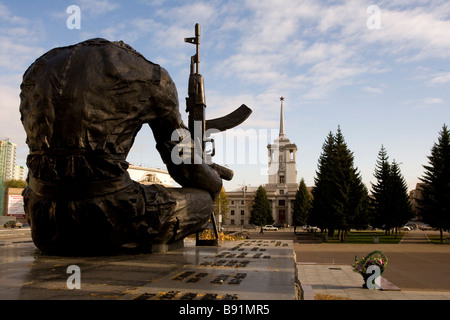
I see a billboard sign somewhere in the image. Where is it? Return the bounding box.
[7,194,25,219]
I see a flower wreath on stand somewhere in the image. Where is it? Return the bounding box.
[352,250,388,288]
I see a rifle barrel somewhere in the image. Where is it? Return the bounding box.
[195,23,200,74]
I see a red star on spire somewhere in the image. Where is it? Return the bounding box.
[280,96,285,101]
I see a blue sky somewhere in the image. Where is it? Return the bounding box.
[1,0,449,192]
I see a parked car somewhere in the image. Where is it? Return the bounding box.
[262,225,278,231]
[3,220,23,228]
[243,224,256,229]
[419,225,434,231]
[400,226,412,231]
[302,225,320,232]
[273,223,284,229]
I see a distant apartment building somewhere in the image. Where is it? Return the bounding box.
[409,183,425,221]
[13,165,26,181]
[0,140,20,181]
[1,140,26,217]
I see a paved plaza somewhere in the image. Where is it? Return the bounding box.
[246,229,450,299]
[0,233,298,300]
[0,228,449,300]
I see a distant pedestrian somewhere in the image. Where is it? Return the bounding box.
[259,226,264,234]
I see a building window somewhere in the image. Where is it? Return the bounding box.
[231,219,235,225]
[240,210,245,215]
[231,210,235,216]
[279,189,284,195]
[279,176,285,184]
[290,150,294,161]
[240,219,244,225]
[231,200,234,205]
[241,200,244,205]
[278,200,285,206]
[142,173,160,184]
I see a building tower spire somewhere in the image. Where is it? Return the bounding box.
[279,96,286,138]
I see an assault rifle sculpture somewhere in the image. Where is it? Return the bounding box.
[184,24,252,243]
[184,24,252,178]
[19,25,251,255]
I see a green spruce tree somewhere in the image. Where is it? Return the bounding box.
[332,126,368,240]
[372,146,413,234]
[371,145,392,232]
[310,127,369,240]
[333,126,353,239]
[310,131,337,235]
[389,160,414,233]
[348,179,370,230]
[419,124,450,243]
[292,178,311,227]
[249,186,273,227]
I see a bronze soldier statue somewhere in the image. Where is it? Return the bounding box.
[20,38,223,255]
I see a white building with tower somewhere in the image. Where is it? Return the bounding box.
[224,97,299,227]
[265,97,298,225]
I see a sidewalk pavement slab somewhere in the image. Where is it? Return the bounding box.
[297,263,450,300]
[0,239,298,300]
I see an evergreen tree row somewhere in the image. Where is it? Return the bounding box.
[307,126,369,240]
[254,124,450,243]
[293,126,414,240]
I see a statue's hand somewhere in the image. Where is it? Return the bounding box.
[207,163,233,181]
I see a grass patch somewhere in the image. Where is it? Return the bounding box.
[315,231,405,244]
[427,234,449,244]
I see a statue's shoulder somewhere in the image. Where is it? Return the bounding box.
[81,38,159,67]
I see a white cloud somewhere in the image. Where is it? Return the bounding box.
[206,0,450,105]
[137,0,167,6]
[363,86,384,94]
[424,97,443,104]
[0,35,45,72]
[412,97,445,110]
[0,81,26,148]
[78,0,119,16]
[295,42,348,66]
[0,3,46,71]
[155,2,217,25]
[210,1,385,101]
[0,3,27,24]
[427,72,450,86]
[131,18,190,49]
[0,3,46,152]
[362,4,450,61]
